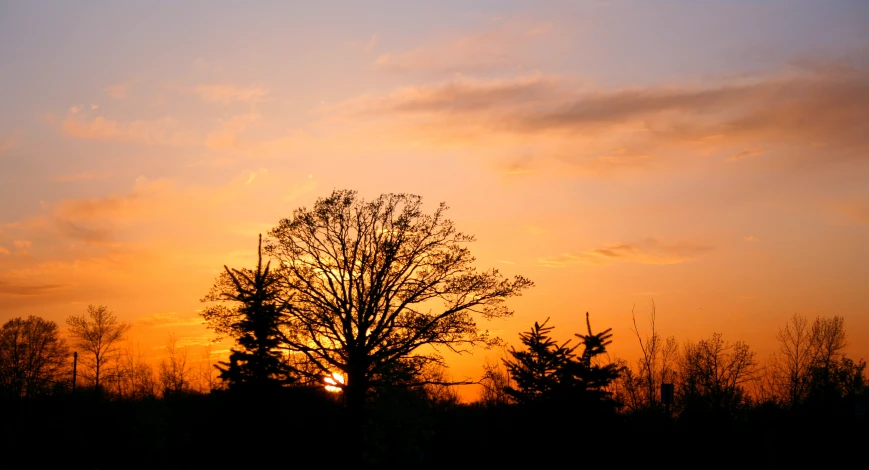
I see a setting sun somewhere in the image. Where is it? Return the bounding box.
[325,372,345,393]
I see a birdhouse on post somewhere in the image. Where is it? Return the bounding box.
[661,383,674,418]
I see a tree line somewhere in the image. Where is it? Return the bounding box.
[1,189,866,466]
[2,189,866,417]
[0,306,219,400]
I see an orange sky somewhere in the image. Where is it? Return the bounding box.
[1,1,868,398]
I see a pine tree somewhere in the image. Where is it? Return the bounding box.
[570,312,622,405]
[503,314,622,409]
[503,318,576,404]
[202,235,291,391]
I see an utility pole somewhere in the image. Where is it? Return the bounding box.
[72,351,78,392]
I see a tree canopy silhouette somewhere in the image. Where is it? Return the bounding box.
[0,316,70,399]
[262,189,533,412]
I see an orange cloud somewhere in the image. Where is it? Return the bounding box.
[539,239,713,267]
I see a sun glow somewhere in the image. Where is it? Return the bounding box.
[324,372,345,393]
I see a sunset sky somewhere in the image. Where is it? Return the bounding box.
[1,0,868,396]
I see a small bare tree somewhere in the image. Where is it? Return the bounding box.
[196,344,224,394]
[619,301,678,411]
[769,313,850,406]
[113,342,157,399]
[66,305,131,391]
[678,333,759,417]
[158,333,190,396]
[420,363,461,406]
[479,357,512,406]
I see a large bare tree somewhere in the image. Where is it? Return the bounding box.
[66,305,131,391]
[262,190,533,412]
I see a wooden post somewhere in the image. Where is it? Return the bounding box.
[72,351,78,392]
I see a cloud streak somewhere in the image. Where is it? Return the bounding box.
[539,238,713,267]
[335,61,869,169]
[194,84,269,104]
[51,171,113,182]
[62,115,196,146]
[136,311,204,328]
[374,20,553,74]
[0,281,67,296]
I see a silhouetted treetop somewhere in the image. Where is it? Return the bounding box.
[66,305,130,391]
[264,189,533,412]
[504,313,621,409]
[503,318,575,404]
[0,316,70,398]
[202,234,293,390]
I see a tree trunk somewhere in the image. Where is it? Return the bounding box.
[345,368,369,464]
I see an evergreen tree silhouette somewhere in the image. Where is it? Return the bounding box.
[503,318,576,403]
[211,235,292,391]
[570,312,622,406]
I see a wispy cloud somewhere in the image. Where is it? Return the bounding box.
[0,133,21,154]
[51,171,112,182]
[833,199,869,226]
[47,177,173,245]
[341,73,555,116]
[374,19,552,74]
[106,83,129,100]
[204,113,260,150]
[0,281,67,296]
[539,238,713,267]
[331,60,869,171]
[194,84,269,104]
[727,149,764,162]
[364,33,379,54]
[62,114,196,146]
[136,311,204,328]
[192,57,224,73]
